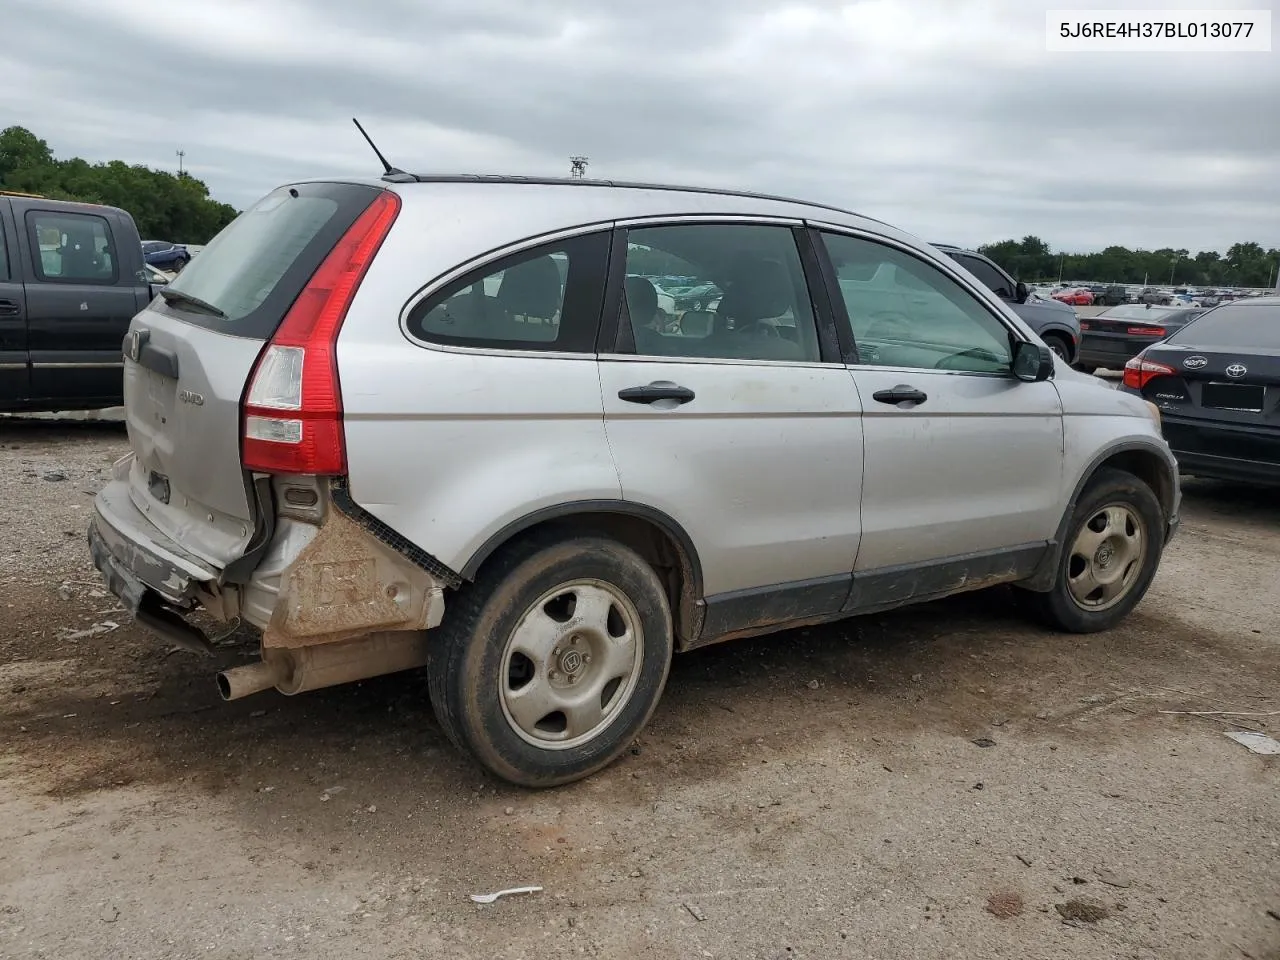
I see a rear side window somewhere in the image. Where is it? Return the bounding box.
[0,225,8,280]
[158,181,382,339]
[405,233,610,353]
[26,211,117,284]
[1168,303,1280,349]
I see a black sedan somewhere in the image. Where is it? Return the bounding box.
[1120,296,1280,485]
[1075,304,1205,373]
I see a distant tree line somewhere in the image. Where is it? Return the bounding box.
[979,235,1280,289]
[0,126,238,244]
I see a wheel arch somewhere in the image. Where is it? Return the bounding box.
[459,500,705,647]
[1022,439,1177,592]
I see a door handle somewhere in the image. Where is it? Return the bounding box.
[618,382,696,405]
[0,300,19,317]
[872,384,928,406]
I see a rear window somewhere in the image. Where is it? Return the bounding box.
[158,181,381,338]
[1168,303,1280,350]
[1101,305,1177,321]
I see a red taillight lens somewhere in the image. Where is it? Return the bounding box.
[242,190,401,475]
[1126,326,1166,337]
[1079,321,1090,330]
[1122,356,1176,390]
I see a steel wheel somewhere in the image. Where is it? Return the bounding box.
[1066,502,1147,612]
[499,579,643,750]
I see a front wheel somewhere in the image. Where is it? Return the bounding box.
[1042,333,1071,363]
[1019,468,1164,632]
[427,532,673,787]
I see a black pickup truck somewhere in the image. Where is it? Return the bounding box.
[1,192,152,413]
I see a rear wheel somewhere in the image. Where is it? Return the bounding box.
[427,532,673,787]
[1020,468,1164,632]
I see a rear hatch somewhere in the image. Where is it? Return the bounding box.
[1131,302,1280,463]
[121,181,387,571]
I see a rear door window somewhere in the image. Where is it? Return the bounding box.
[156,181,383,339]
[26,211,117,284]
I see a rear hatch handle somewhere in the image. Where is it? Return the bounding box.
[123,329,179,379]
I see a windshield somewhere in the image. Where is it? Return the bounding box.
[1101,305,1177,321]
[1168,303,1280,350]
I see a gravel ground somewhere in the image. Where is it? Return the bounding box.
[1,418,1277,960]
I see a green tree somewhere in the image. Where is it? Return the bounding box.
[0,126,237,243]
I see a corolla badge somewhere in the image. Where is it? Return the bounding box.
[1182,356,1208,369]
[1225,363,1248,378]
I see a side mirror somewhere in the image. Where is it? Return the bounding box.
[1012,340,1054,382]
[1014,281,1030,304]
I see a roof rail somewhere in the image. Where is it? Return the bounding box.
[382,173,886,227]
[0,189,47,199]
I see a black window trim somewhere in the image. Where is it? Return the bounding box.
[399,220,615,360]
[24,208,119,286]
[598,215,841,367]
[810,223,1033,377]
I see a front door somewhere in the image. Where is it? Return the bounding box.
[598,221,864,639]
[816,229,1064,602]
[0,205,28,405]
[18,205,136,408]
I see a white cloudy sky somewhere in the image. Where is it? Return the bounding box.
[3,0,1277,252]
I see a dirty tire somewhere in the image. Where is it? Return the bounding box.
[426,531,673,788]
[1020,468,1164,633]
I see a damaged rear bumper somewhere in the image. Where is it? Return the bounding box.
[90,477,219,609]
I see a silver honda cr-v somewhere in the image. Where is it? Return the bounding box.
[90,174,1179,786]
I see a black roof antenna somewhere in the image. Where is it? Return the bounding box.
[352,118,405,177]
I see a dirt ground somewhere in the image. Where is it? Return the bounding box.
[1,418,1277,960]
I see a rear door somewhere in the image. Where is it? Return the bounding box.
[0,199,29,405]
[816,228,1063,596]
[597,219,864,636]
[16,202,137,407]
[120,181,385,568]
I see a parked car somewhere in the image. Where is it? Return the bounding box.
[1052,288,1095,306]
[934,245,1081,362]
[89,175,1179,786]
[1140,288,1174,306]
[141,240,191,272]
[1120,296,1279,484]
[0,193,152,412]
[1094,285,1129,306]
[1076,304,1206,374]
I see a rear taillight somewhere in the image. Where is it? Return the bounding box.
[1079,321,1090,330]
[242,190,401,475]
[1122,356,1176,390]
[1126,326,1167,337]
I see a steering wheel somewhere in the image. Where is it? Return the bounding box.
[934,346,1007,370]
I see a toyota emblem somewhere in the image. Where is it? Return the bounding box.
[1225,363,1248,378]
[1182,356,1207,369]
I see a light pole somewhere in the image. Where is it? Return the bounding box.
[1169,253,1180,286]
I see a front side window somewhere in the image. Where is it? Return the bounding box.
[619,223,820,363]
[405,233,609,353]
[27,211,117,284]
[823,233,1013,374]
[953,253,1013,300]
